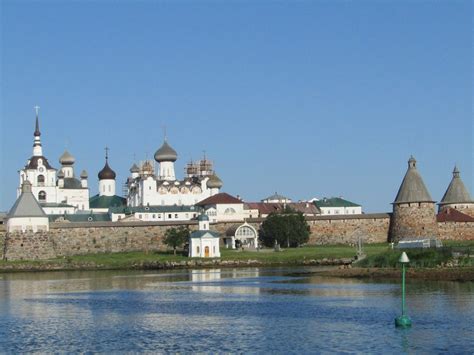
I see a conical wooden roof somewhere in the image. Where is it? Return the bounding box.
[393,156,434,204]
[439,166,473,205]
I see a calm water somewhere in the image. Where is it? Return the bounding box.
[0,267,473,353]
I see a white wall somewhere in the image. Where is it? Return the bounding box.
[320,206,362,215]
[189,235,220,258]
[6,216,49,233]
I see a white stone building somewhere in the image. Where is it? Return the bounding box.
[109,205,199,222]
[313,197,362,215]
[126,139,223,207]
[17,111,90,215]
[224,222,259,249]
[197,192,249,222]
[7,181,49,233]
[189,214,221,258]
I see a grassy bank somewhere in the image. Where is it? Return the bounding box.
[356,241,474,268]
[1,241,473,275]
[0,244,386,272]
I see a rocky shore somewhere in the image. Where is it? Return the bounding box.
[0,257,354,273]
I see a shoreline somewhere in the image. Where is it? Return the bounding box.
[1,258,473,282]
[312,266,474,282]
[0,257,353,273]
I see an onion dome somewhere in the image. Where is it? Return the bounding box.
[98,160,116,180]
[207,173,223,189]
[198,213,209,221]
[439,166,473,206]
[130,163,139,173]
[80,170,88,179]
[393,156,434,204]
[57,170,65,179]
[59,150,75,166]
[154,140,178,162]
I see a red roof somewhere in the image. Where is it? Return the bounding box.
[197,192,242,206]
[437,208,474,222]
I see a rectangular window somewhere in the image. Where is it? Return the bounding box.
[168,214,172,218]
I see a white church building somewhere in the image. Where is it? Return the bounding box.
[189,214,221,258]
[126,139,223,207]
[17,109,90,215]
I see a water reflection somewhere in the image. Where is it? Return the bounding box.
[0,267,473,353]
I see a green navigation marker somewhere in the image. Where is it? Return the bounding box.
[395,251,412,328]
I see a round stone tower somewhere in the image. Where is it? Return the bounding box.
[389,156,438,242]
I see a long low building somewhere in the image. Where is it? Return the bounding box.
[109,205,200,222]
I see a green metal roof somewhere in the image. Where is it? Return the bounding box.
[89,194,126,209]
[314,197,360,208]
[49,213,111,222]
[190,230,220,238]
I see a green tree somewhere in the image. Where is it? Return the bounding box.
[164,227,189,255]
[259,208,310,248]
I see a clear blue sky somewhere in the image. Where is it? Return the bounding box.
[0,0,472,212]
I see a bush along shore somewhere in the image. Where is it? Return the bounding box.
[1,242,473,282]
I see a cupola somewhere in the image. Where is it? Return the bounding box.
[206,173,223,189]
[154,140,178,162]
[59,150,75,166]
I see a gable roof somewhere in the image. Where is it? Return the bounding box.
[313,197,360,208]
[190,230,220,238]
[439,167,473,205]
[437,208,474,223]
[196,192,242,206]
[394,156,434,204]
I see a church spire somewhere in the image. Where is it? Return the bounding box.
[32,105,43,156]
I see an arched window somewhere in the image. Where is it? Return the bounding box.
[38,191,46,201]
[224,208,236,215]
[37,175,45,186]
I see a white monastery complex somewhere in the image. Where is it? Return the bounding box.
[3,108,473,256]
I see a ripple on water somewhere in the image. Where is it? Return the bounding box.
[0,268,473,353]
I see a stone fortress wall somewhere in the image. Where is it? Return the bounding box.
[1,214,473,261]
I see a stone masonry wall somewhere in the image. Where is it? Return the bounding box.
[307,215,390,244]
[438,222,474,240]
[0,213,473,261]
[389,203,439,242]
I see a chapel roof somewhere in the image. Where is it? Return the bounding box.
[190,230,220,238]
